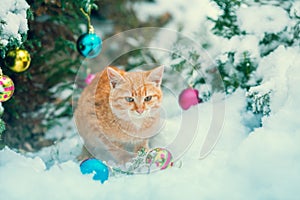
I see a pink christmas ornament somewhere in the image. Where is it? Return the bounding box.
[85,73,96,85]
[178,87,202,110]
[146,148,173,170]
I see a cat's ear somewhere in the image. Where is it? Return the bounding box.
[107,67,125,88]
[147,65,164,86]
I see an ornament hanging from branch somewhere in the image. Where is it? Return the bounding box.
[77,5,102,58]
[5,48,31,73]
[0,47,31,102]
[0,67,15,102]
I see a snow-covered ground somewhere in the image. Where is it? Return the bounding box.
[1,0,300,199]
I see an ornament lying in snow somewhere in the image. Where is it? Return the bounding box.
[80,158,109,184]
[179,87,202,110]
[146,148,173,170]
[80,148,176,183]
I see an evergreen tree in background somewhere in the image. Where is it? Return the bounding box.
[0,0,299,152]
[170,0,299,117]
[0,0,92,150]
[208,0,244,39]
[0,0,168,151]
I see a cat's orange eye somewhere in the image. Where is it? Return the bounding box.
[125,97,134,102]
[144,96,152,102]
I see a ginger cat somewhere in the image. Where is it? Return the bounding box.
[75,66,164,163]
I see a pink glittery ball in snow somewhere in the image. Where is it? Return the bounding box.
[178,87,202,110]
[85,73,96,85]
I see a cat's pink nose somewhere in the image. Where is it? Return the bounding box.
[136,109,144,114]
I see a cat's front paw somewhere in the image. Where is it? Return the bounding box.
[77,146,93,161]
[134,141,149,154]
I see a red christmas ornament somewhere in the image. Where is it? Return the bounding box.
[178,87,202,110]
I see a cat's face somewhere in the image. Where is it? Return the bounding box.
[107,66,164,121]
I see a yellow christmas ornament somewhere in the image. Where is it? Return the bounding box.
[5,49,31,73]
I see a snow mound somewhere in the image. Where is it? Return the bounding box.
[236,5,290,36]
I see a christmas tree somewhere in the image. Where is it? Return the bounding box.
[0,0,161,150]
[1,0,299,154]
[157,0,299,119]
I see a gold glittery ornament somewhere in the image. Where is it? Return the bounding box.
[5,49,31,73]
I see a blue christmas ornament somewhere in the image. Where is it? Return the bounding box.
[77,33,102,58]
[80,158,109,183]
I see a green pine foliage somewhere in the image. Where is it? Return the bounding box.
[208,0,245,39]
[0,119,5,135]
[0,104,5,141]
[0,0,161,151]
[245,1,299,116]
[0,0,98,150]
[209,0,298,117]
[1,0,298,151]
[247,91,271,116]
[170,48,205,88]
[259,21,300,56]
[0,9,32,58]
[169,0,298,119]
[216,51,258,94]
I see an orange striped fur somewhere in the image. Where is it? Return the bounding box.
[75,66,164,163]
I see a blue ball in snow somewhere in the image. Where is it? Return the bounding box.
[80,158,109,183]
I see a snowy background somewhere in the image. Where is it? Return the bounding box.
[1,0,300,199]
